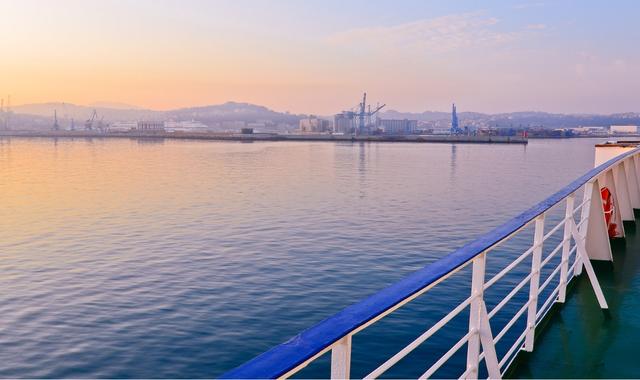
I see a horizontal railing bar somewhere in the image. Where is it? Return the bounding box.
[494,300,530,344]
[499,328,528,369]
[576,216,589,230]
[538,261,562,294]
[488,272,532,319]
[536,284,561,321]
[572,197,590,215]
[458,366,473,379]
[364,295,474,379]
[419,331,473,379]
[484,246,534,290]
[542,217,567,242]
[540,240,565,269]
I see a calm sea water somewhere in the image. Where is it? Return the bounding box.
[0,137,618,378]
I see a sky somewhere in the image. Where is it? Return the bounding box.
[1,0,639,114]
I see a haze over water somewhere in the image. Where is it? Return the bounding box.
[0,137,614,377]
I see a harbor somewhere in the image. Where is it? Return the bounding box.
[0,130,528,144]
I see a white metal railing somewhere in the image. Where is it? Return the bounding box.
[223,147,640,379]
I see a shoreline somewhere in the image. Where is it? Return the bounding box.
[0,130,528,144]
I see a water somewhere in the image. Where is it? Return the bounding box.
[0,137,616,378]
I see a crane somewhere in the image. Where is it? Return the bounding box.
[85,109,97,130]
[356,92,385,135]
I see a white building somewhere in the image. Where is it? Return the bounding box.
[610,125,638,134]
[299,116,332,133]
[334,113,355,134]
[376,119,417,135]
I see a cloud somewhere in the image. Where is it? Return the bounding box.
[512,2,545,9]
[526,23,547,30]
[327,12,521,54]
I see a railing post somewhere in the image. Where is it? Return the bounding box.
[331,335,352,379]
[575,182,593,275]
[465,252,486,378]
[525,215,544,352]
[559,195,575,303]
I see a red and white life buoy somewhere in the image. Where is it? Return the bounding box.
[601,187,618,238]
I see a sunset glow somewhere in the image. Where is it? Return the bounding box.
[1,0,639,114]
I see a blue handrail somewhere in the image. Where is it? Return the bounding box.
[221,147,638,379]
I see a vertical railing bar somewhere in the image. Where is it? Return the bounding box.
[330,335,352,379]
[465,253,486,379]
[575,181,593,275]
[524,215,544,351]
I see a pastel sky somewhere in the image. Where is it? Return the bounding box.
[1,0,639,114]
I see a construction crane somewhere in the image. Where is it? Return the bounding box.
[85,109,97,130]
[355,92,385,135]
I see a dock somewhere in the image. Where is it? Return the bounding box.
[0,130,528,144]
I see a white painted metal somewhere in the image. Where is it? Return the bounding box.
[525,216,544,352]
[624,158,640,209]
[331,335,352,379]
[478,302,500,379]
[595,145,636,166]
[570,220,609,309]
[613,163,634,221]
[634,155,640,191]
[584,179,614,261]
[466,254,486,379]
[559,195,574,302]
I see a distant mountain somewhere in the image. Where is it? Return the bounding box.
[12,101,301,124]
[88,101,144,110]
[12,102,157,121]
[10,101,640,130]
[381,109,640,128]
[166,102,301,123]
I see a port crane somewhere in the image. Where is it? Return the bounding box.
[85,109,97,130]
[355,93,385,135]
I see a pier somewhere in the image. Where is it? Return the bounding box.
[222,142,640,379]
[0,130,528,144]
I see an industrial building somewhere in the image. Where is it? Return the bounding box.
[376,119,417,135]
[299,116,332,133]
[136,121,165,131]
[334,113,356,134]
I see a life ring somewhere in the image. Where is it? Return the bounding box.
[601,187,618,238]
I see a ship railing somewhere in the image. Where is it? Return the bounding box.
[222,147,640,379]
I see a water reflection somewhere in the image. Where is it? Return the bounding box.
[0,137,611,378]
